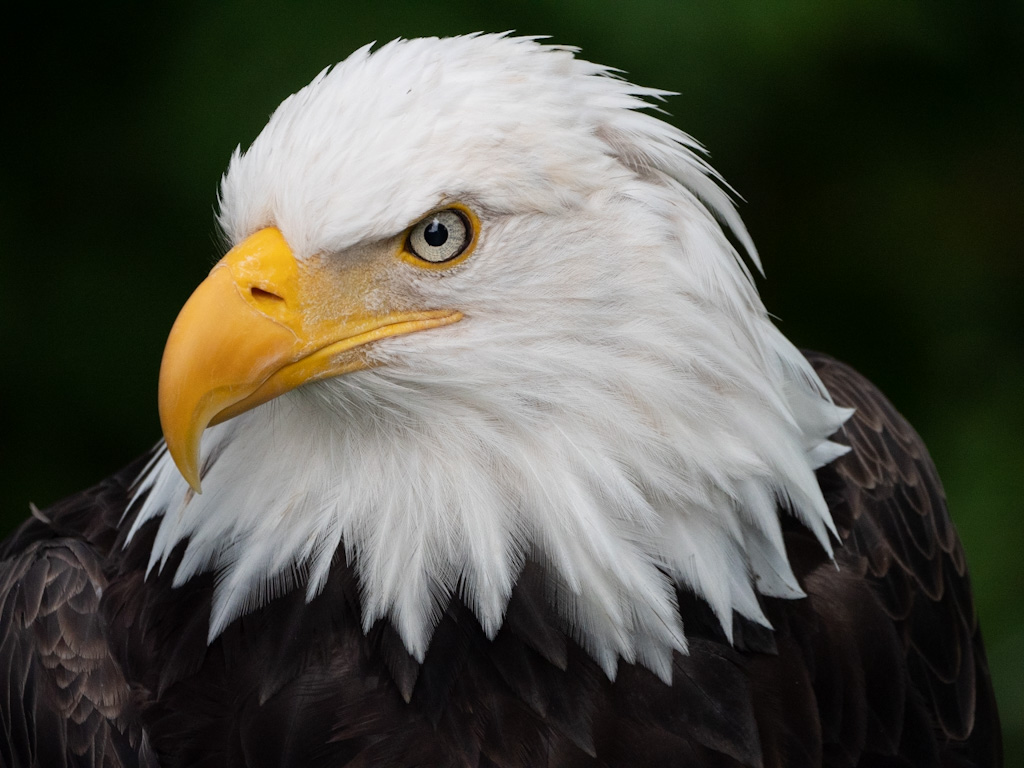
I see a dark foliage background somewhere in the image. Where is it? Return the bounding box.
[2,0,1020,757]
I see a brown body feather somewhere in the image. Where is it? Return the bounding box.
[0,353,1001,767]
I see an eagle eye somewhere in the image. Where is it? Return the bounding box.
[406,209,473,265]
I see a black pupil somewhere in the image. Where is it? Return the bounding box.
[424,220,449,247]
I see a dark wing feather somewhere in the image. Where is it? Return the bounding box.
[0,460,156,768]
[0,539,151,768]
[807,351,1002,767]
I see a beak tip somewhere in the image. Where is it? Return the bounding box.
[160,409,206,496]
[183,464,203,495]
[166,437,204,495]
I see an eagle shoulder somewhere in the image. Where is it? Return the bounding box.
[0,463,157,767]
[802,351,1002,766]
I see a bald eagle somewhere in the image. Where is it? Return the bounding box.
[0,34,1001,767]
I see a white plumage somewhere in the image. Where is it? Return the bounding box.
[130,34,850,681]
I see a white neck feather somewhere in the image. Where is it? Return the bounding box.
[127,34,851,682]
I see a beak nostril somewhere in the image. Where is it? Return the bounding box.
[251,287,285,303]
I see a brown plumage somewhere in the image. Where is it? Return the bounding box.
[0,353,1001,767]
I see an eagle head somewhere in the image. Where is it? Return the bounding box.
[131,34,850,681]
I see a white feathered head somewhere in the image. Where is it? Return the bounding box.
[131,34,850,681]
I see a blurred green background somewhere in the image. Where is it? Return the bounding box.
[2,0,1020,758]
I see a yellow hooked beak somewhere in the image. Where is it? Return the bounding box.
[158,227,462,491]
